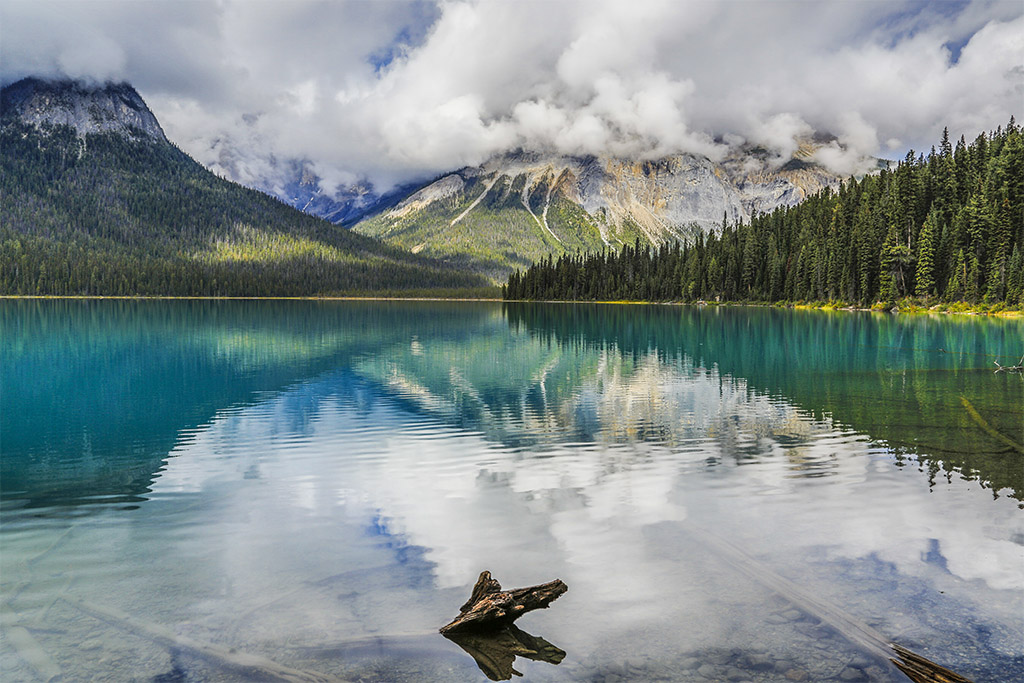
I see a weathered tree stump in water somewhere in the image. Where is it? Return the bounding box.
[440,571,568,634]
[441,572,568,680]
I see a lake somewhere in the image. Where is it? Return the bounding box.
[1,299,1022,682]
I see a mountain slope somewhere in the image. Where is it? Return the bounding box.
[0,78,488,296]
[352,147,847,280]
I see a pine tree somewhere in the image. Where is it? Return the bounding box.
[916,211,937,298]
[879,224,899,303]
[945,248,967,301]
[1007,245,1024,304]
[985,197,1012,302]
[966,253,982,302]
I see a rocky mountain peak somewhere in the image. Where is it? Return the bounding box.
[1,77,167,142]
[352,145,851,280]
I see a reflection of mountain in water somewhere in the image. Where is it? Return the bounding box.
[354,334,836,461]
[0,300,511,509]
[0,300,464,507]
[503,303,1024,501]
[344,302,1022,500]
[5,299,1020,511]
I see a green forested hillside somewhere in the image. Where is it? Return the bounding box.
[0,120,488,296]
[354,171,617,280]
[506,121,1024,307]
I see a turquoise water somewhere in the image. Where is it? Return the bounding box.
[1,300,1022,682]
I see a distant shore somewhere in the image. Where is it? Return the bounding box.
[503,298,1024,317]
[499,299,1019,317]
[4,294,1020,317]
[0,295,503,302]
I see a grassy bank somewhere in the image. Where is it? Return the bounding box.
[501,297,1024,317]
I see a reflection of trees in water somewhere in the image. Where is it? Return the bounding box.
[2,300,512,509]
[5,299,1020,508]
[503,303,1024,501]
[1,299,493,507]
[353,315,847,486]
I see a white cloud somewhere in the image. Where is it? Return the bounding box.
[2,0,1022,193]
[747,113,814,166]
[812,112,881,176]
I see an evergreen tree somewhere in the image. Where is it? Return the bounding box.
[915,211,937,298]
[1007,245,1024,304]
[945,248,967,301]
[985,197,1012,302]
[879,224,899,303]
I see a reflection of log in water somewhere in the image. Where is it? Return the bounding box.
[687,527,973,683]
[445,625,566,681]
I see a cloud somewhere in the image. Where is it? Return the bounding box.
[812,113,881,176]
[2,0,1022,194]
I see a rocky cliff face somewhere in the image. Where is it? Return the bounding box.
[401,146,841,237]
[1,78,167,142]
[352,146,846,280]
[264,142,843,241]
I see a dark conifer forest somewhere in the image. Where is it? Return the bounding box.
[0,120,489,296]
[505,121,1024,308]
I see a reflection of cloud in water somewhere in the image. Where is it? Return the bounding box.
[735,451,1024,592]
[152,358,1023,614]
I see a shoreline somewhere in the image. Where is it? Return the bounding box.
[502,298,1024,317]
[2,295,1020,317]
[0,295,503,302]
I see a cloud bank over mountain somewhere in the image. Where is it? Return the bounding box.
[2,0,1022,193]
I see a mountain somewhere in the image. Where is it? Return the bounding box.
[274,162,420,226]
[0,78,489,296]
[279,163,380,224]
[350,146,847,280]
[1,77,167,142]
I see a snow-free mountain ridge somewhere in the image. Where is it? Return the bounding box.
[351,146,847,279]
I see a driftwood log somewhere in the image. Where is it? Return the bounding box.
[440,572,567,680]
[960,396,1024,453]
[440,571,567,635]
[993,354,1024,373]
[891,644,972,683]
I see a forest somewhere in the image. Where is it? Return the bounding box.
[504,120,1024,308]
[0,120,489,296]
